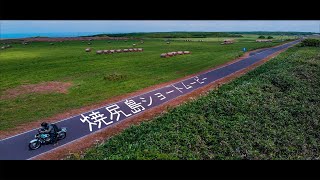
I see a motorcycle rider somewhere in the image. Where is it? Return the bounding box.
[40,122,58,145]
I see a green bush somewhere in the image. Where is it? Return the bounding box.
[300,39,320,47]
[258,35,266,39]
[267,36,273,39]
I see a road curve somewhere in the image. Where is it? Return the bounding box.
[0,40,301,160]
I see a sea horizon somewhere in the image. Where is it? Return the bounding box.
[0,32,114,39]
[1,31,318,39]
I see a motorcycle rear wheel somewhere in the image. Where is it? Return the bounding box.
[29,141,41,150]
[58,132,66,140]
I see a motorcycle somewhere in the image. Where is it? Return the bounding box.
[29,127,67,150]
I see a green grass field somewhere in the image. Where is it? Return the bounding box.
[155,34,296,42]
[72,45,320,160]
[0,37,291,130]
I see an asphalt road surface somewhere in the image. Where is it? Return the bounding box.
[0,40,301,160]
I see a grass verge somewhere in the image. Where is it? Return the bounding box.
[72,46,320,160]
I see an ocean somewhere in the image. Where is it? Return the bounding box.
[0,32,110,39]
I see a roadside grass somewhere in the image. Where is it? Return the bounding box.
[0,38,286,130]
[74,46,320,160]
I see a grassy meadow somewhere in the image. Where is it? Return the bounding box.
[0,36,291,130]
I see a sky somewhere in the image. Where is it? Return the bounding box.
[1,20,320,36]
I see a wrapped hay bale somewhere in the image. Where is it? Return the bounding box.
[129,49,133,52]
[123,49,129,52]
[103,50,110,54]
[88,42,91,45]
[160,53,168,58]
[171,52,177,56]
[167,52,174,57]
[133,48,138,52]
[96,50,103,54]
[177,51,183,55]
[116,49,122,53]
[183,51,191,54]
[109,50,115,53]
[138,48,143,52]
[85,48,91,52]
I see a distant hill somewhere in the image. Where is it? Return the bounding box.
[230,31,316,36]
[88,32,243,38]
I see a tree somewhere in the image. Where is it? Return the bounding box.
[267,36,273,39]
[258,35,265,39]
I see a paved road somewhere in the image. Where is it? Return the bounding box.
[0,40,301,160]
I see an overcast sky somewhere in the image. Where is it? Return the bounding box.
[1,20,319,34]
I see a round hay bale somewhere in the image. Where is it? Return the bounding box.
[160,53,168,58]
[177,51,183,55]
[88,43,91,45]
[116,49,122,53]
[137,48,143,52]
[166,42,170,44]
[103,50,110,54]
[110,50,115,53]
[85,48,91,52]
[123,49,129,52]
[1,46,5,50]
[133,48,138,52]
[172,52,177,56]
[96,50,103,54]
[133,44,136,46]
[129,49,133,52]
[140,41,144,44]
[183,51,190,54]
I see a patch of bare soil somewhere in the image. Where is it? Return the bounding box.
[1,81,73,100]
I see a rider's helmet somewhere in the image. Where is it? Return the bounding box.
[41,122,48,128]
